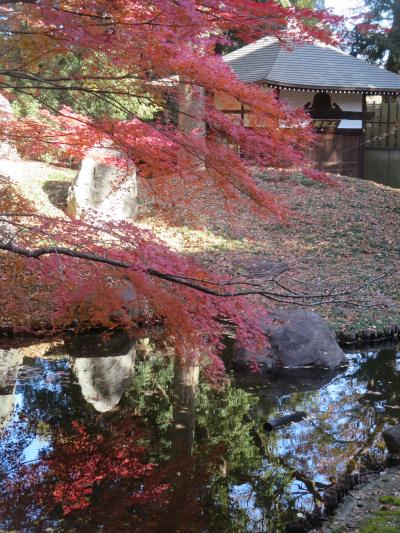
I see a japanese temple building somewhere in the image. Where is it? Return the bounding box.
[221,37,400,187]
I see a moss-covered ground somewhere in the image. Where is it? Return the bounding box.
[360,495,400,533]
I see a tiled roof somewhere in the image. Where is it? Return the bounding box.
[223,37,400,93]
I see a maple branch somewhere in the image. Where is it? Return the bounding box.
[0,240,393,307]
[0,240,268,296]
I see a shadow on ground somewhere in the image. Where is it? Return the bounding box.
[42,180,71,211]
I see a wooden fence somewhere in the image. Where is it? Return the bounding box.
[364,97,400,188]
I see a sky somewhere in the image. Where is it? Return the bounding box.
[325,0,364,17]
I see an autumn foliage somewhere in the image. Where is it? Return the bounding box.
[0,1,337,377]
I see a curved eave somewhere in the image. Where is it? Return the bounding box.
[263,81,400,96]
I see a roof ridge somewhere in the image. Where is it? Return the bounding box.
[223,36,277,61]
[224,36,400,93]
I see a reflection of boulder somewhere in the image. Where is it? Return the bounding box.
[233,309,346,370]
[65,331,136,412]
[66,145,137,220]
[72,351,136,412]
[64,330,135,358]
[0,349,24,430]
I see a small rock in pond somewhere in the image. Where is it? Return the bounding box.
[383,424,400,454]
[386,452,400,467]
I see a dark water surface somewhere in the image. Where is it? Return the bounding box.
[1,333,399,532]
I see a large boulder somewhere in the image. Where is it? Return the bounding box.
[0,94,20,161]
[67,145,137,220]
[0,176,22,243]
[233,309,346,370]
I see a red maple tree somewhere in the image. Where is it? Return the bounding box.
[0,1,338,378]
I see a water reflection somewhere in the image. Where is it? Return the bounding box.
[0,338,399,532]
[171,361,199,459]
[0,348,23,431]
[66,331,136,413]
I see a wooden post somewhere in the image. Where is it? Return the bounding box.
[360,92,367,179]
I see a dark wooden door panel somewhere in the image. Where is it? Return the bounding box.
[311,133,361,177]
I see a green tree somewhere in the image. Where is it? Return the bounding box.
[10,51,157,121]
[281,0,325,8]
[350,0,400,73]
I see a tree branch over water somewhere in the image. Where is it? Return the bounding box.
[0,235,393,307]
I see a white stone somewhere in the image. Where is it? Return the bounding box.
[67,145,137,220]
[0,94,13,114]
[0,93,20,162]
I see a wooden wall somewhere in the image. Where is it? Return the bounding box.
[311,132,361,177]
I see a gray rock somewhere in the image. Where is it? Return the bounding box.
[0,175,16,242]
[383,425,400,454]
[0,95,13,115]
[233,308,346,369]
[67,145,137,220]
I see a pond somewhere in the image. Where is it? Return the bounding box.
[0,332,399,532]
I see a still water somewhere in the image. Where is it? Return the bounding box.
[0,332,399,532]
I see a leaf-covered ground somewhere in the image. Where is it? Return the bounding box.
[1,161,400,337]
[138,169,400,336]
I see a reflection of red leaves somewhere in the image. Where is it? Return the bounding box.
[47,421,168,515]
[3,418,169,522]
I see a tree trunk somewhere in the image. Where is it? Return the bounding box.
[386,1,400,73]
[177,81,206,173]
